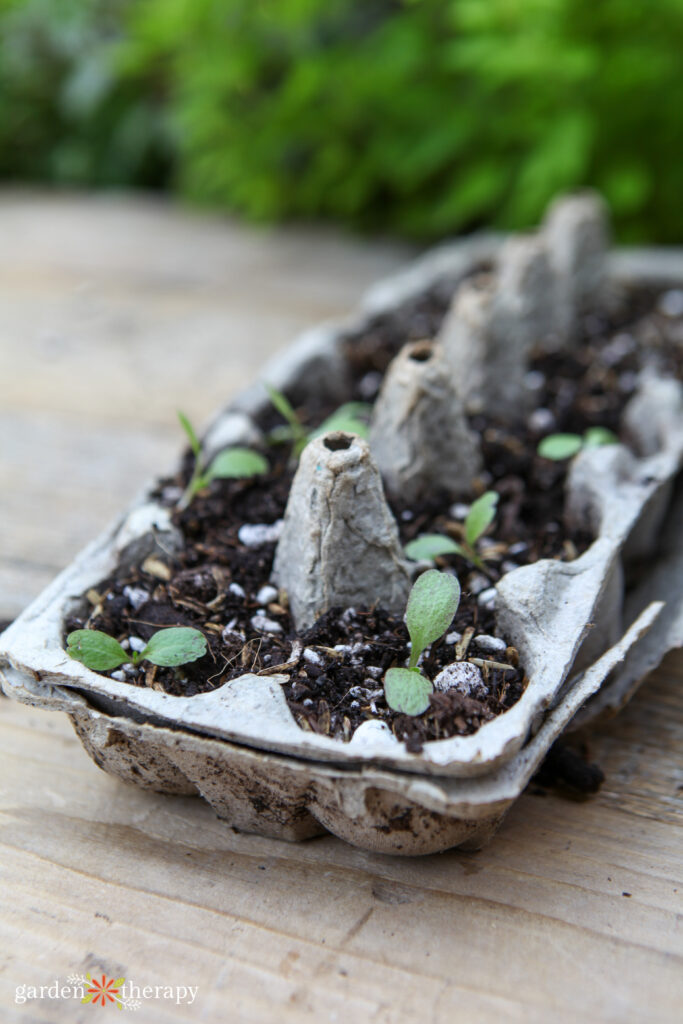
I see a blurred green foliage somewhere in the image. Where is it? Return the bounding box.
[0,0,172,186]
[1,0,681,240]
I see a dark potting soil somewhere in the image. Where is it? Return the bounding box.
[533,740,605,798]
[65,281,682,750]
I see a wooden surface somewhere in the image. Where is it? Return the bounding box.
[1,194,681,1023]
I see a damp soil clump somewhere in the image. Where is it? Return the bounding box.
[66,282,681,747]
[533,739,605,798]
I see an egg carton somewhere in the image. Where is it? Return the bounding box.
[2,215,681,853]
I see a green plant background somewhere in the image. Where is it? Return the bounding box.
[1,0,681,241]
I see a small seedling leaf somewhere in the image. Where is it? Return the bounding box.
[177,410,201,457]
[537,433,583,460]
[583,426,619,448]
[405,569,461,668]
[311,402,372,441]
[142,627,208,667]
[329,417,369,438]
[404,534,464,562]
[265,384,309,456]
[265,384,301,433]
[384,667,433,716]
[464,491,499,548]
[207,447,269,481]
[66,630,128,671]
[267,424,297,445]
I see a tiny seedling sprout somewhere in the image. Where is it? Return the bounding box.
[537,427,618,461]
[404,491,499,571]
[310,402,372,441]
[265,386,309,455]
[265,384,370,456]
[66,626,208,672]
[384,569,461,716]
[177,410,268,508]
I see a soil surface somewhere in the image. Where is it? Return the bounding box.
[533,740,606,797]
[66,279,682,749]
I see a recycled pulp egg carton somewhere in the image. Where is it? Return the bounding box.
[1,227,681,853]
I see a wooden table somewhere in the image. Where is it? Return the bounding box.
[1,194,681,1023]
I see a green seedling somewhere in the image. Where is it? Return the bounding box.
[384,569,461,716]
[537,427,618,461]
[404,491,499,572]
[178,410,268,508]
[265,386,309,455]
[310,402,372,441]
[66,626,208,672]
[265,384,370,457]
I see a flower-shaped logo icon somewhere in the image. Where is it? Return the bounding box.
[82,973,125,1009]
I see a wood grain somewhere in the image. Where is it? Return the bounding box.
[0,194,681,1023]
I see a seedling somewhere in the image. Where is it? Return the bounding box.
[265,385,370,456]
[384,569,461,716]
[537,427,618,461]
[66,626,208,671]
[265,386,309,455]
[309,402,372,442]
[178,410,268,508]
[404,491,499,572]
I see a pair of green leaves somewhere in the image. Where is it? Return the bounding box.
[537,427,618,461]
[384,569,461,716]
[404,491,499,570]
[266,385,370,457]
[66,626,208,672]
[178,411,268,508]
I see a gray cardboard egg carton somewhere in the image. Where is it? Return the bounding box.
[2,194,682,854]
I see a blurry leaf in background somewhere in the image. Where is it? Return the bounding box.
[0,0,681,242]
[0,0,173,187]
